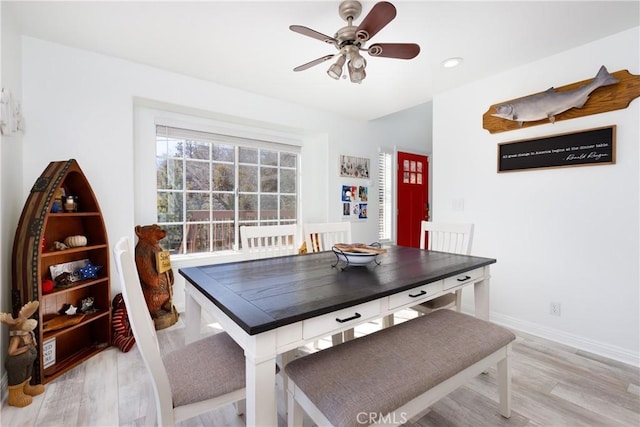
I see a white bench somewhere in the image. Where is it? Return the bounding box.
[284,309,515,426]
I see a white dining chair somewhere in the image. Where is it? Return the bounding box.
[303,222,353,345]
[240,224,299,259]
[113,237,246,426]
[412,221,475,314]
[303,222,352,254]
[239,223,301,411]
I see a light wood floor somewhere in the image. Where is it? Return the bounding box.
[2,309,639,427]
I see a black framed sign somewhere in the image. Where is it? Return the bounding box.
[497,125,616,173]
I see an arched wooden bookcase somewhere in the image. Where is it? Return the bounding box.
[12,159,111,384]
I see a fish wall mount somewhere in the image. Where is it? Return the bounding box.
[483,67,640,134]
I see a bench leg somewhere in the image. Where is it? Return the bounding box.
[497,344,512,418]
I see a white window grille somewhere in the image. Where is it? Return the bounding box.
[378,151,393,241]
[156,125,299,254]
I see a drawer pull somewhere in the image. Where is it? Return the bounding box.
[457,275,472,282]
[409,290,427,298]
[336,313,361,323]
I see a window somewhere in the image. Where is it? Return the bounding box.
[156,125,299,255]
[378,151,393,241]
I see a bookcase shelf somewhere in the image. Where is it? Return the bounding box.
[12,159,111,384]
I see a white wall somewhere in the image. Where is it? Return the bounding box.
[369,101,433,152]
[18,37,398,300]
[8,25,638,380]
[432,27,639,365]
[369,101,433,239]
[1,3,25,394]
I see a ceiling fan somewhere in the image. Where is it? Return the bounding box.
[290,1,420,84]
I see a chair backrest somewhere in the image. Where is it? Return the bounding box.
[113,237,175,425]
[419,221,474,255]
[240,224,299,259]
[303,222,352,253]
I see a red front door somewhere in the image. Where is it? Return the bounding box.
[397,152,428,247]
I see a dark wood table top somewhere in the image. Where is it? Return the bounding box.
[179,246,496,335]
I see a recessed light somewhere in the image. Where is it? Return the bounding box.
[442,57,463,68]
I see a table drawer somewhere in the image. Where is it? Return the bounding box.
[443,267,484,290]
[303,300,381,340]
[388,280,443,310]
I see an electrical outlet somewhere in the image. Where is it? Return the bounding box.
[550,302,561,316]
[452,198,465,212]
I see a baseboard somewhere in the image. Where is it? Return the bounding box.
[1,371,7,404]
[481,309,639,367]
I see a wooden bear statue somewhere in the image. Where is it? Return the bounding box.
[1,301,45,407]
[134,224,178,329]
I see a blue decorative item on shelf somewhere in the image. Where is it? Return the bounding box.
[78,262,101,280]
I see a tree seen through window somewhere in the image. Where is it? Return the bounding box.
[156,127,298,254]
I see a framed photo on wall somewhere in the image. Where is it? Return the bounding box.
[339,155,370,179]
[341,184,368,219]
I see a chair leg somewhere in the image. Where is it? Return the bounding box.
[382,314,394,328]
[497,345,512,418]
[144,385,157,427]
[287,386,304,427]
[454,289,463,312]
[234,399,246,416]
[281,350,297,414]
[343,328,355,341]
[331,332,343,346]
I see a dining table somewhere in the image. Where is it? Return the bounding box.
[179,245,496,426]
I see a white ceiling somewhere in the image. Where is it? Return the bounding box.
[5,1,639,120]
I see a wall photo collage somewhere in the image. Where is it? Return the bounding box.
[341,184,368,219]
[339,154,370,221]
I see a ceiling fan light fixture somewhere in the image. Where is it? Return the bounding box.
[291,1,419,83]
[327,54,347,79]
[351,51,366,69]
[343,45,366,69]
[348,60,366,83]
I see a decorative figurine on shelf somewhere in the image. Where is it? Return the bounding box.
[78,262,101,280]
[41,279,54,294]
[134,224,178,329]
[0,301,45,407]
[51,188,65,213]
[63,304,78,315]
[53,241,69,251]
[63,195,78,212]
[79,297,97,314]
[64,235,87,248]
[54,272,73,288]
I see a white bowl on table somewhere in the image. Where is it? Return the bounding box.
[331,243,385,267]
[332,250,378,266]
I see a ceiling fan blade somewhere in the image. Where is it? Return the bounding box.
[290,25,338,45]
[355,1,397,42]
[367,43,420,59]
[293,54,335,72]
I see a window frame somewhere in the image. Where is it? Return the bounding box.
[377,150,393,242]
[135,107,302,260]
